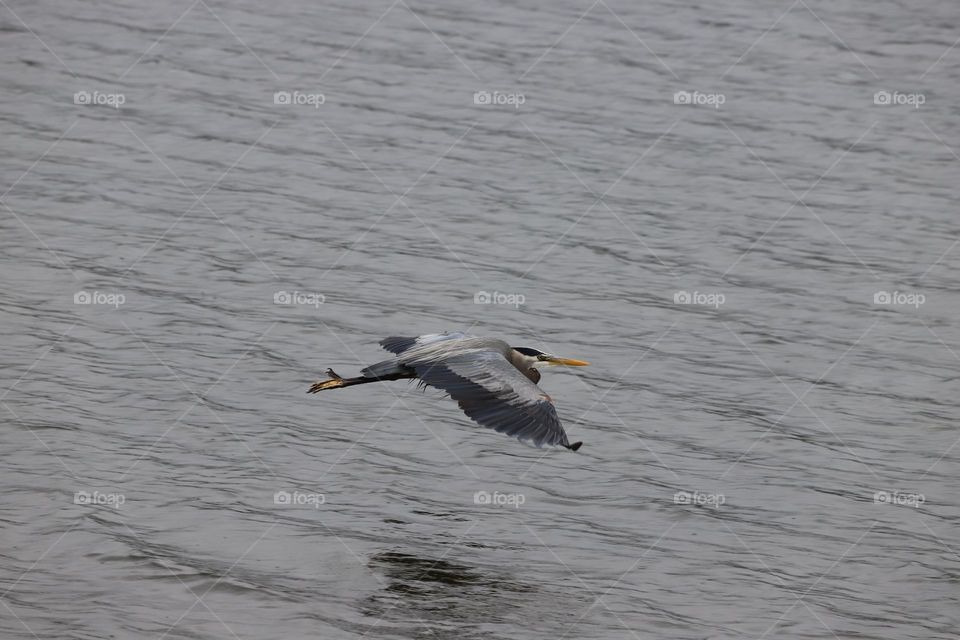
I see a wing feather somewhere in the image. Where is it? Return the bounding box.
[379,332,469,355]
[405,349,574,448]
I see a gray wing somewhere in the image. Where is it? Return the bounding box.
[380,332,469,355]
[404,349,575,449]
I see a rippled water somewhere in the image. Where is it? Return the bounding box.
[2,1,959,638]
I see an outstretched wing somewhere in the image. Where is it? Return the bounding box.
[404,349,576,449]
[379,332,469,356]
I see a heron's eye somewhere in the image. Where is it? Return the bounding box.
[537,355,548,361]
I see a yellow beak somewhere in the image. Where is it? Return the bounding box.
[547,357,590,367]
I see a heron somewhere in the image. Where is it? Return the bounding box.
[307,332,590,451]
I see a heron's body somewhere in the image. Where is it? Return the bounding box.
[308,332,589,451]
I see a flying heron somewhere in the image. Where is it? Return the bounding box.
[307,332,590,451]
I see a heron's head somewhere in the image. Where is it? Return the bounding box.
[512,347,590,369]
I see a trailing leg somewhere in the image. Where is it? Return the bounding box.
[307,368,416,393]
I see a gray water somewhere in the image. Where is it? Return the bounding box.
[2,1,959,638]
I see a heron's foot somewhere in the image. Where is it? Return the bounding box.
[308,370,346,393]
[565,441,583,452]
